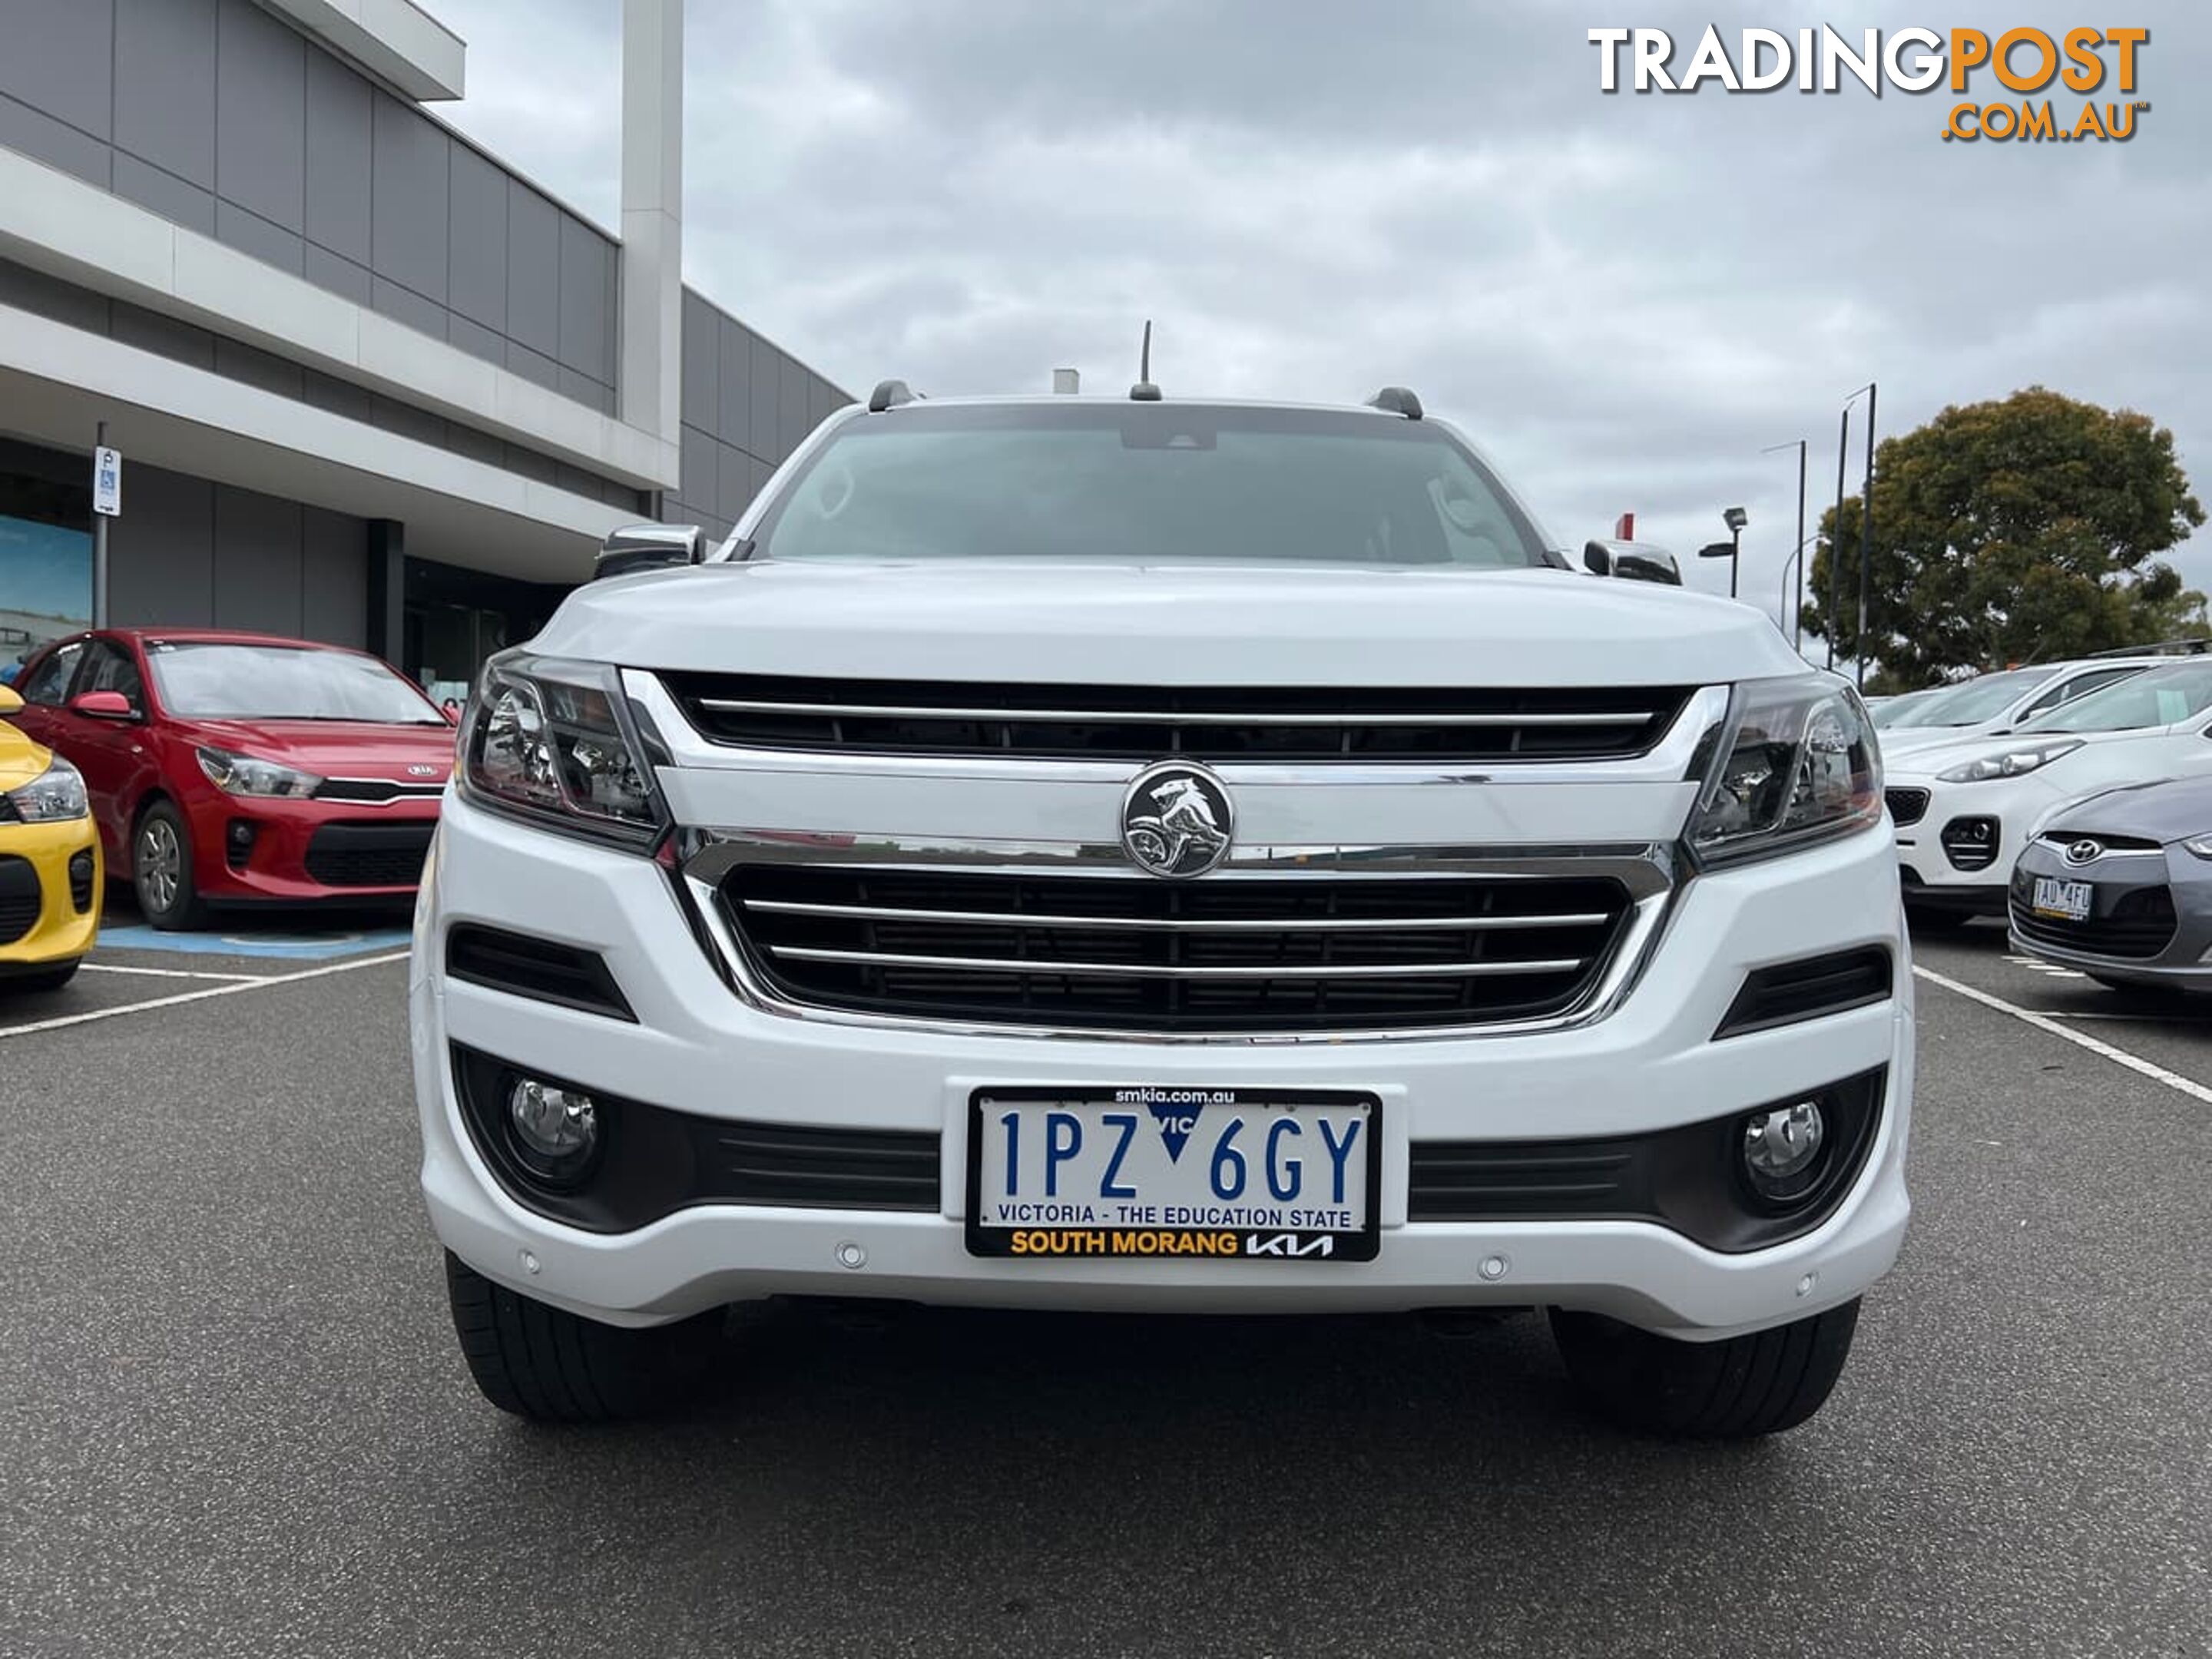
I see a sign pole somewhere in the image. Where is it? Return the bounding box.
[92,421,112,627]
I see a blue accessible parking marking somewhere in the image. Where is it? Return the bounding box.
[94,924,412,960]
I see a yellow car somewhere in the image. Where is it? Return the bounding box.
[0,683,101,992]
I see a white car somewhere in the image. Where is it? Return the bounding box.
[1879,657,2162,761]
[1885,657,2212,926]
[412,387,1912,1440]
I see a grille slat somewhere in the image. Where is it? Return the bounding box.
[667,676,1691,763]
[304,823,434,888]
[1885,787,1929,827]
[2008,884,2178,959]
[725,866,1634,1033]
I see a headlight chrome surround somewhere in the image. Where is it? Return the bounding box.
[1935,740,2083,784]
[4,754,91,822]
[458,650,667,849]
[1685,673,1883,868]
[197,747,323,798]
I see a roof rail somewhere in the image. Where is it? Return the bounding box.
[2083,637,2212,659]
[867,379,918,412]
[1366,386,1423,420]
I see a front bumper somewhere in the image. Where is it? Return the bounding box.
[413,794,1914,1341]
[2008,839,2212,987]
[184,787,439,904]
[0,816,101,970]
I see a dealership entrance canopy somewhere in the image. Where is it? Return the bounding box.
[0,0,842,696]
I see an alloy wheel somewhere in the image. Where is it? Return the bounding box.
[139,818,181,913]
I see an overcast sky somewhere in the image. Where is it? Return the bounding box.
[427,0,2210,637]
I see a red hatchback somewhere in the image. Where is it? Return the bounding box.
[9,629,456,929]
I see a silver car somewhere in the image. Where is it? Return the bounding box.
[2008,773,2212,992]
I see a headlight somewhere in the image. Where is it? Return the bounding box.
[1687,674,1882,866]
[4,755,90,822]
[2182,837,2212,861]
[197,747,323,798]
[459,651,664,847]
[1935,740,2082,784]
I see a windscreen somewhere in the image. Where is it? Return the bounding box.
[1891,666,2053,727]
[2026,660,2212,732]
[147,641,445,724]
[747,404,1550,568]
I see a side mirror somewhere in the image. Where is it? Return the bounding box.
[0,684,21,716]
[594,522,706,581]
[69,690,138,720]
[440,699,462,725]
[1584,538,1682,586]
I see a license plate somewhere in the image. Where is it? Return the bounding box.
[2032,876,2093,921]
[967,1086,1379,1262]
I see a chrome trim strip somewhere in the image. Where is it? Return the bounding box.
[626,673,1734,789]
[740,898,1614,932]
[766,945,1589,979]
[674,831,1678,1045]
[695,697,1656,728]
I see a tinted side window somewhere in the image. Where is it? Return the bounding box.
[2022,667,2141,719]
[17,640,85,705]
[80,641,146,704]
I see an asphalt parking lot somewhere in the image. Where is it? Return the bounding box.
[3,916,2207,1658]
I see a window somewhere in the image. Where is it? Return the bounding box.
[78,640,144,706]
[15,638,84,705]
[2018,666,2145,720]
[2028,661,2212,733]
[747,404,1551,570]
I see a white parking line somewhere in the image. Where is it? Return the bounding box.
[0,951,409,1041]
[1913,964,2212,1106]
[79,963,266,982]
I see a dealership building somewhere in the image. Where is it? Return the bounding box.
[0,0,843,697]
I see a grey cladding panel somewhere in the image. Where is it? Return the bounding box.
[717,321,753,454]
[505,184,560,357]
[558,366,604,409]
[780,353,812,459]
[718,440,755,525]
[108,467,214,628]
[303,242,372,306]
[216,201,303,276]
[212,485,305,636]
[0,93,112,188]
[369,94,449,303]
[0,258,112,333]
[748,336,779,463]
[367,394,446,450]
[370,276,446,341]
[680,292,717,431]
[303,49,372,262]
[680,426,717,516]
[301,368,371,422]
[445,313,505,369]
[0,0,114,138]
[111,300,215,369]
[557,215,612,382]
[505,339,561,395]
[300,510,367,648]
[216,0,305,230]
[114,0,217,187]
[113,154,214,237]
[214,336,305,400]
[446,145,509,331]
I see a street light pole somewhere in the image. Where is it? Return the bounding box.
[1830,408,1850,672]
[1853,382,1878,690]
[1763,439,1809,650]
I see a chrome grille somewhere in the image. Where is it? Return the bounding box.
[720,866,1637,1033]
[662,674,1692,763]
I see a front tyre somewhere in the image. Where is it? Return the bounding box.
[1549,1299,1861,1439]
[443,1252,721,1422]
[134,801,210,931]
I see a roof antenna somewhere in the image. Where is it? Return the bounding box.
[1129,320,1162,401]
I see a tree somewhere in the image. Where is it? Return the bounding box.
[1801,388,2207,685]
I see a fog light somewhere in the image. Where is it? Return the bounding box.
[507,1077,600,1183]
[1740,1101,1826,1202]
[225,818,259,869]
[68,849,97,912]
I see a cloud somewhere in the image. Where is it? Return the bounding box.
[429,0,2212,628]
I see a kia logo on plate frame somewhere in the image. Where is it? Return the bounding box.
[1120,761,1235,879]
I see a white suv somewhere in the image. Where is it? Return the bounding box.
[412,388,1912,1439]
